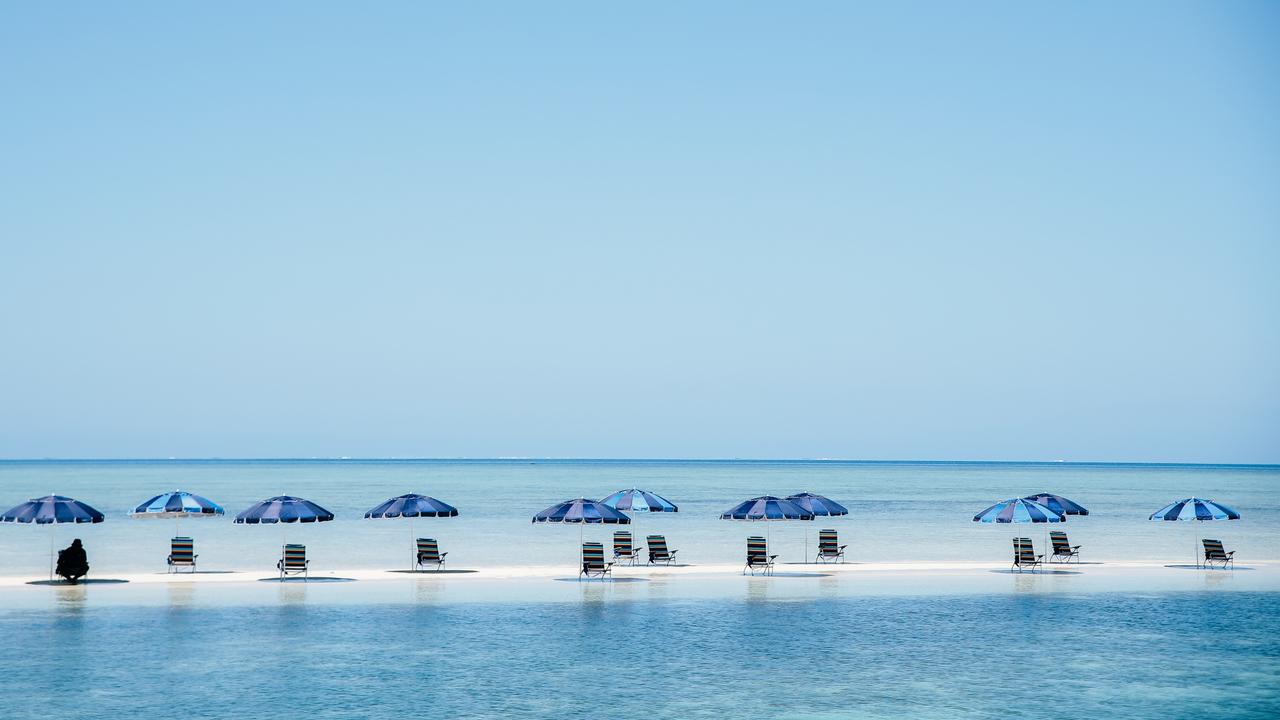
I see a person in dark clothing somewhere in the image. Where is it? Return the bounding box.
[56,539,89,584]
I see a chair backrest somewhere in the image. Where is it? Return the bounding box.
[818,529,838,551]
[747,536,769,563]
[613,531,633,554]
[1014,537,1036,563]
[282,543,307,569]
[647,535,669,558]
[1203,539,1227,559]
[417,537,440,561]
[582,542,606,571]
[170,536,195,563]
[1049,531,1070,551]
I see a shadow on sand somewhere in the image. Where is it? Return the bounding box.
[1163,564,1252,571]
[746,572,833,578]
[988,569,1083,576]
[386,569,479,575]
[27,578,130,586]
[553,576,650,583]
[256,577,358,583]
[153,570,239,575]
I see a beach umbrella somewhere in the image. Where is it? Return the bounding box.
[130,490,225,533]
[973,498,1064,566]
[1022,493,1089,517]
[365,494,459,570]
[720,496,814,552]
[234,496,334,547]
[786,492,849,563]
[0,495,105,579]
[601,489,678,513]
[532,498,631,563]
[1149,497,1241,567]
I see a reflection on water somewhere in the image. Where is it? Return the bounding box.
[277,582,307,605]
[166,582,195,607]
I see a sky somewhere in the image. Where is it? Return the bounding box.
[1,2,1277,462]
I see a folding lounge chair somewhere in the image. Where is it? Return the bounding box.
[278,543,309,580]
[815,529,846,563]
[1048,531,1080,563]
[646,535,678,565]
[167,536,197,573]
[612,531,642,566]
[580,541,613,580]
[1202,539,1235,569]
[1012,537,1043,572]
[744,536,776,575]
[416,537,448,571]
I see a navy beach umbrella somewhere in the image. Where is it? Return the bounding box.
[1149,497,1241,567]
[786,493,849,562]
[234,496,334,550]
[533,498,631,560]
[365,494,459,570]
[1,496,105,579]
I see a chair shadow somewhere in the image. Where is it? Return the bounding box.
[1163,564,1252,571]
[256,577,358,583]
[386,569,479,574]
[27,578,130,586]
[552,577,650,583]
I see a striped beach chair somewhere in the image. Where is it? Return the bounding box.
[1012,537,1043,572]
[1049,531,1081,563]
[744,536,776,575]
[278,543,309,580]
[416,538,447,571]
[1202,539,1235,569]
[815,529,846,563]
[167,536,197,573]
[580,541,613,580]
[646,535,678,565]
[612,531,642,566]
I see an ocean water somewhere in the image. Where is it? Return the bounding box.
[2,592,1278,719]
[1,460,1277,574]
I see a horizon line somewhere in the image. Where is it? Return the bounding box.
[0,457,1277,468]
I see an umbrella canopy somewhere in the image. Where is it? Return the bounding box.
[131,490,225,519]
[720,496,814,521]
[1149,498,1241,522]
[600,488,678,513]
[0,496,105,524]
[785,492,849,517]
[973,498,1064,524]
[532,498,631,524]
[365,493,458,519]
[233,496,334,524]
[1023,492,1088,517]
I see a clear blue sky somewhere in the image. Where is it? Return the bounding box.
[1,2,1276,462]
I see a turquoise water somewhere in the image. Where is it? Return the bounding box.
[2,592,1277,719]
[1,460,1277,573]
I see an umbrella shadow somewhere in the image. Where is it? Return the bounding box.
[257,577,358,583]
[27,578,129,586]
[1163,564,1253,571]
[386,569,479,575]
[553,577,650,583]
[988,569,1083,576]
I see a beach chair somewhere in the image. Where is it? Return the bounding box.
[1012,537,1043,572]
[1202,539,1235,569]
[815,529,846,563]
[744,536,776,575]
[277,543,308,580]
[167,536,197,573]
[416,537,447,571]
[612,531,642,566]
[580,541,613,580]
[1048,530,1081,563]
[646,535,678,565]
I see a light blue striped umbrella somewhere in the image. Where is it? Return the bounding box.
[601,489,678,513]
[973,498,1064,524]
[1150,497,1241,567]
[131,490,225,519]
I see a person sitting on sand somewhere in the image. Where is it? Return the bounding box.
[56,539,89,584]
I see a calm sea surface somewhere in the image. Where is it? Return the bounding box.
[2,461,1278,719]
[1,460,1277,572]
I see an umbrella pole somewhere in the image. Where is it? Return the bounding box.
[49,525,55,581]
[410,517,416,572]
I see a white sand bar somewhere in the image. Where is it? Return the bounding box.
[1,560,1276,609]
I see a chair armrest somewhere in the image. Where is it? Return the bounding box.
[838,545,848,551]
[1226,551,1236,557]
[1071,545,1081,550]
[439,552,448,558]
[669,549,678,557]
[604,562,614,569]
[768,555,778,561]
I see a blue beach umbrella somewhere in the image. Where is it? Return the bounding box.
[234,496,334,549]
[973,498,1064,565]
[1,496,105,579]
[601,489,678,513]
[131,490,225,519]
[1023,493,1088,517]
[365,494,459,570]
[1149,497,1241,567]
[786,492,849,562]
[533,498,631,558]
[720,496,814,550]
